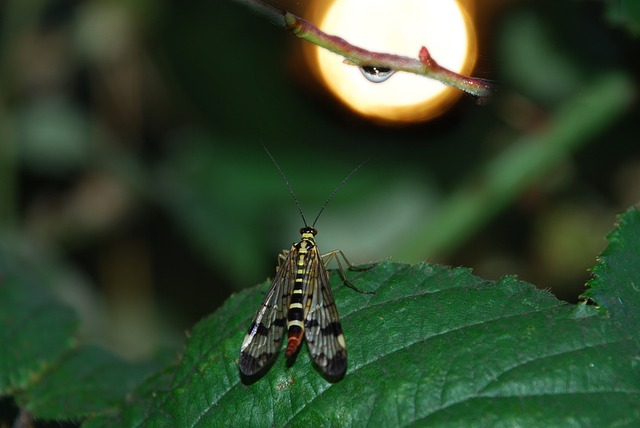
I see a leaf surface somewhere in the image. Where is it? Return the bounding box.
[0,244,170,422]
[0,263,78,393]
[120,261,640,427]
[584,207,640,341]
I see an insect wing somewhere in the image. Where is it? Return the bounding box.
[239,251,294,376]
[304,252,348,377]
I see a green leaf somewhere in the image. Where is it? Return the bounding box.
[6,208,640,426]
[83,363,178,428]
[0,242,172,422]
[584,206,640,341]
[115,261,640,426]
[15,346,167,420]
[0,265,78,394]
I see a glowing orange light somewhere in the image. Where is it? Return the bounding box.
[305,0,478,123]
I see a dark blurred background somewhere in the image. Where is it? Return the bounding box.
[0,0,638,359]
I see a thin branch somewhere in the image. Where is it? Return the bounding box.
[234,0,286,26]
[239,0,493,98]
[284,13,492,98]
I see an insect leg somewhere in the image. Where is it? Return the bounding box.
[321,250,376,295]
[275,249,290,273]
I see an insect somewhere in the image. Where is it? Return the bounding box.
[239,147,372,379]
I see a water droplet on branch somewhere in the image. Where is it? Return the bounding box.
[358,66,395,83]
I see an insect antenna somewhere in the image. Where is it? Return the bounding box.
[262,144,369,229]
[311,158,369,228]
[262,144,308,227]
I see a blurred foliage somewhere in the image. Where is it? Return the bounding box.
[0,0,639,423]
[0,240,173,423]
[605,0,640,36]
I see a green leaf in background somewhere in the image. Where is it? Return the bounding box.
[112,259,640,426]
[584,206,640,341]
[0,243,173,422]
[83,364,179,428]
[0,265,78,394]
[14,346,167,420]
[605,0,640,37]
[156,136,388,289]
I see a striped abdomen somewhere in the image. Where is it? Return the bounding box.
[284,235,315,357]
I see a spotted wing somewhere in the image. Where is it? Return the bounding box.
[304,250,348,378]
[239,250,294,376]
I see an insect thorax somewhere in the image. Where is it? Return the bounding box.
[294,236,315,253]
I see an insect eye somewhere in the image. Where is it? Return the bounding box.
[299,226,318,235]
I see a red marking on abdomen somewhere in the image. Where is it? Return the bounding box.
[285,331,303,357]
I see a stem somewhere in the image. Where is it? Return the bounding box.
[0,105,16,230]
[0,0,46,230]
[233,0,286,26]
[235,0,492,98]
[392,73,635,262]
[284,13,492,97]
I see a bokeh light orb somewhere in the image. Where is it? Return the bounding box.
[306,0,477,123]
